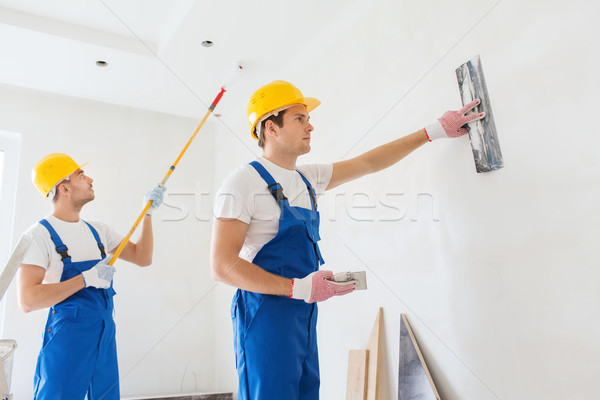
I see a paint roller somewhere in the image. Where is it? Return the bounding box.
[456,55,504,173]
[108,63,245,265]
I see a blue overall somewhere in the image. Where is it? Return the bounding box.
[33,219,119,400]
[232,161,325,400]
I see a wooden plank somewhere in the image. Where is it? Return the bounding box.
[398,314,441,400]
[346,349,369,400]
[366,307,382,400]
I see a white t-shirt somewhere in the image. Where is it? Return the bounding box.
[21,215,123,284]
[214,157,333,262]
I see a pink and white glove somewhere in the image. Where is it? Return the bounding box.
[290,270,356,303]
[424,99,486,141]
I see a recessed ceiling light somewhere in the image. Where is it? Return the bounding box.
[96,60,108,67]
[201,40,214,48]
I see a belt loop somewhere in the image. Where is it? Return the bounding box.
[73,304,78,319]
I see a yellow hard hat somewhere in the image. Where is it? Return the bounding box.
[247,80,320,139]
[32,153,87,198]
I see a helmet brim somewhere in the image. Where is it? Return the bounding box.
[303,97,321,113]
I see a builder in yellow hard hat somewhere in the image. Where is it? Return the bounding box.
[17,153,166,400]
[211,80,484,399]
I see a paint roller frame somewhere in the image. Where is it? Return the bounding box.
[108,63,245,265]
[456,55,504,173]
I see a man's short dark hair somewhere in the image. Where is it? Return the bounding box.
[258,108,288,148]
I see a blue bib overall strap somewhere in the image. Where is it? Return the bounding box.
[33,219,119,400]
[250,161,289,207]
[38,219,106,260]
[249,161,324,264]
[232,161,324,400]
[38,219,71,261]
[84,220,107,258]
[249,160,317,210]
[296,170,318,211]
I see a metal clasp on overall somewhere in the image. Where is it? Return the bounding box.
[54,244,70,261]
[268,183,287,203]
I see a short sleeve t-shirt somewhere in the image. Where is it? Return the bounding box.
[214,157,333,262]
[21,215,123,284]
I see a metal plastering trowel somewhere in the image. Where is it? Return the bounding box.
[331,271,367,290]
[456,55,504,173]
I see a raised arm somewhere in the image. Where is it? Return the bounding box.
[111,184,166,267]
[112,216,153,267]
[326,100,485,190]
[327,129,428,190]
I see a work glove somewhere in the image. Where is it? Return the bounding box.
[290,270,356,303]
[82,256,116,289]
[144,184,167,216]
[424,99,486,141]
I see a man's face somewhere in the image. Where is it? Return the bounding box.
[61,168,95,205]
[271,104,314,156]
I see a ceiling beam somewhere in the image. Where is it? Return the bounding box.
[0,6,157,56]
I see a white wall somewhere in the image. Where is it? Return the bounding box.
[211,0,600,399]
[0,83,217,398]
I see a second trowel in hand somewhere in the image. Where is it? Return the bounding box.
[330,271,367,290]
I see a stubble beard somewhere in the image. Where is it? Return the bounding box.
[72,190,95,210]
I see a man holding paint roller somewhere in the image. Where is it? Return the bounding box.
[211,80,483,399]
[16,153,166,400]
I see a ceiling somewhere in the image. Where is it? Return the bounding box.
[0,0,359,119]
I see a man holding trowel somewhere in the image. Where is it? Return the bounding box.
[210,80,483,400]
[17,153,166,400]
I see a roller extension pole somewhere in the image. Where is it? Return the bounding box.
[107,83,233,266]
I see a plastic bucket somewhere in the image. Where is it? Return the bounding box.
[0,340,16,398]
